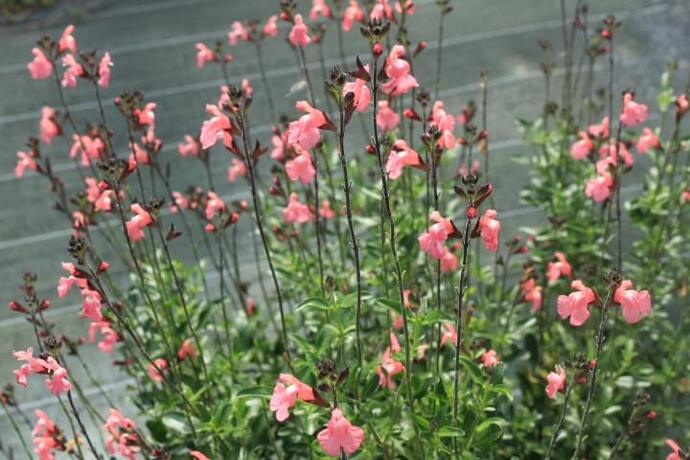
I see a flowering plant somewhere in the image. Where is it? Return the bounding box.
[3,1,689,459]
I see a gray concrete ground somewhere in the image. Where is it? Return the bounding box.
[0,0,688,453]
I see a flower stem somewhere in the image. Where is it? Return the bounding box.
[544,370,574,460]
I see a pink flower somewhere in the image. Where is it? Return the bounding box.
[319,200,336,219]
[242,78,253,97]
[480,349,500,368]
[58,24,77,53]
[61,54,83,88]
[284,193,314,224]
[620,92,648,127]
[557,280,596,326]
[439,322,458,348]
[271,131,288,160]
[178,135,201,157]
[32,409,56,436]
[440,249,458,272]
[13,348,48,386]
[178,338,198,361]
[599,140,633,167]
[88,321,119,353]
[200,104,234,150]
[246,297,256,316]
[342,0,365,32]
[547,251,572,283]
[32,410,58,460]
[386,139,421,179]
[376,334,405,388]
[343,66,371,112]
[126,203,153,242]
[635,127,659,153]
[370,0,394,20]
[478,209,500,252]
[588,116,609,139]
[570,131,593,160]
[585,173,613,203]
[270,374,315,421]
[80,288,103,322]
[522,278,543,312]
[44,360,72,395]
[70,133,105,166]
[286,149,316,184]
[228,21,250,45]
[545,365,566,399]
[430,101,456,148]
[317,408,365,457]
[190,451,210,460]
[195,43,216,68]
[205,191,226,219]
[418,211,454,260]
[15,150,38,177]
[376,100,400,131]
[288,14,312,47]
[287,100,327,149]
[614,279,652,324]
[148,359,168,383]
[39,106,60,144]
[227,158,247,182]
[133,102,157,127]
[309,0,332,20]
[263,15,279,37]
[395,0,415,14]
[381,44,418,96]
[665,439,683,460]
[27,48,53,80]
[97,52,113,88]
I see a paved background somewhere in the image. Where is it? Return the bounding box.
[1,0,688,452]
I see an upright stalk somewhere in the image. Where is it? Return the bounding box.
[544,371,574,460]
[452,218,473,422]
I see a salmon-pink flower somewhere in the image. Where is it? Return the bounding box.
[270,374,315,421]
[284,193,314,224]
[97,52,113,88]
[635,127,659,153]
[178,338,198,361]
[599,140,633,167]
[343,66,371,112]
[32,409,56,437]
[58,24,77,53]
[620,92,648,127]
[677,94,689,115]
[386,139,421,179]
[376,100,400,131]
[13,348,48,386]
[317,408,365,457]
[228,21,250,45]
[148,359,168,383]
[545,365,566,399]
[15,150,38,177]
[288,14,312,47]
[478,209,500,252]
[418,211,454,259]
[287,100,327,149]
[319,200,336,219]
[263,15,279,37]
[126,203,153,242]
[557,280,596,326]
[88,321,119,353]
[61,54,83,88]
[71,133,105,166]
[227,158,247,182]
[480,349,500,368]
[342,0,365,31]
[440,249,459,272]
[190,451,210,460]
[128,142,150,170]
[80,288,103,322]
[430,101,457,148]
[195,43,216,68]
[614,280,652,324]
[522,278,543,312]
[585,173,614,203]
[32,410,58,460]
[286,149,316,184]
[395,0,415,14]
[376,346,405,389]
[133,102,157,128]
[309,0,332,20]
[39,106,60,144]
[246,297,256,316]
[178,135,201,157]
[205,191,226,219]
[440,322,458,348]
[381,44,418,96]
[571,131,593,160]
[44,360,72,395]
[28,48,53,80]
[370,0,394,20]
[665,439,683,460]
[547,252,572,283]
[200,104,234,150]
[271,131,288,160]
[588,116,609,139]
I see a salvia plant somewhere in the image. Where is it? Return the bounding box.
[3,0,690,459]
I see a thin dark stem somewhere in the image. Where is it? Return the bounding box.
[297,45,316,106]
[571,287,615,460]
[1,400,33,459]
[544,372,574,460]
[66,390,101,459]
[255,41,277,123]
[434,8,446,99]
[217,230,234,358]
[452,218,473,423]
[313,154,326,296]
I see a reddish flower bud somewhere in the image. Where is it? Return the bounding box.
[403,108,422,121]
[589,359,597,369]
[98,261,110,272]
[230,212,240,224]
[450,242,462,251]
[372,42,384,57]
[205,223,216,233]
[478,129,489,140]
[645,409,657,420]
[466,206,478,219]
[458,137,468,145]
[39,299,51,311]
[601,29,611,39]
[8,300,29,314]
[366,144,376,154]
[576,374,588,385]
